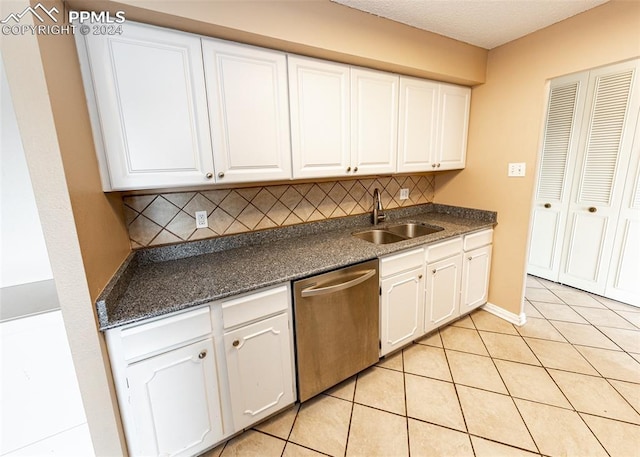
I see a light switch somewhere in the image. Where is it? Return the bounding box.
[508,163,526,177]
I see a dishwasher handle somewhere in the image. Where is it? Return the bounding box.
[300,269,377,298]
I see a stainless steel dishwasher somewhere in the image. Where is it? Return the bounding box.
[293,259,379,402]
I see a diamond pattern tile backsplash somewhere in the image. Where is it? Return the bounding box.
[123,174,435,248]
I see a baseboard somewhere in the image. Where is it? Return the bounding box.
[481,302,527,327]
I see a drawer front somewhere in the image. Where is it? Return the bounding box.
[121,306,212,361]
[464,229,494,251]
[425,237,463,263]
[380,248,424,278]
[222,284,289,330]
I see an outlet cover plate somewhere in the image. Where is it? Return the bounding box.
[400,189,409,200]
[195,211,208,229]
[508,162,526,177]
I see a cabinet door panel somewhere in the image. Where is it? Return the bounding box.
[351,68,399,175]
[224,313,294,430]
[83,22,214,190]
[380,268,425,356]
[126,339,222,457]
[397,77,439,172]
[436,84,470,170]
[289,56,350,178]
[204,40,291,183]
[425,255,462,333]
[461,245,492,312]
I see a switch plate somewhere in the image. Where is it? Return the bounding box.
[195,211,208,229]
[400,189,409,200]
[508,162,526,177]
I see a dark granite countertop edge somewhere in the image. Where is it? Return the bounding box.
[97,203,497,330]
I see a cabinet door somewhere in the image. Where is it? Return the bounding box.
[436,84,470,170]
[397,77,439,173]
[351,68,399,175]
[82,22,214,190]
[559,61,640,295]
[425,254,462,333]
[528,73,589,280]
[203,39,292,183]
[380,267,425,356]
[461,245,492,313]
[126,339,222,457]
[288,56,351,179]
[224,313,294,430]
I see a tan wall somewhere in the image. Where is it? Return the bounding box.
[435,0,640,315]
[1,0,129,454]
[69,0,487,85]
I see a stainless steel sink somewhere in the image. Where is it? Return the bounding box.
[386,223,444,238]
[352,222,444,245]
[352,229,407,244]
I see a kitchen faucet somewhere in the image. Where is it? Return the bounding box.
[372,188,386,225]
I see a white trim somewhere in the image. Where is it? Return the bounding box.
[481,302,527,326]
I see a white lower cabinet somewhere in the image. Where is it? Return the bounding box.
[425,253,463,333]
[105,284,296,457]
[379,248,425,356]
[223,312,295,430]
[380,229,493,354]
[126,338,223,457]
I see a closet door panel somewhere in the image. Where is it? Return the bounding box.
[560,61,640,294]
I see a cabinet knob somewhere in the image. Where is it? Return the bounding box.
[544,203,551,208]
[354,167,358,172]
[432,163,437,168]
[205,172,213,179]
[588,206,597,213]
[218,172,225,178]
[346,166,351,172]
[232,340,240,347]
[436,163,441,168]
[468,256,473,261]
[432,269,436,274]
[418,274,423,279]
[198,350,207,359]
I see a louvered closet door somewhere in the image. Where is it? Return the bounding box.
[606,114,640,306]
[528,74,588,280]
[559,60,640,295]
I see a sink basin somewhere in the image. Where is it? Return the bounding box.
[386,223,444,238]
[352,229,407,245]
[352,222,444,244]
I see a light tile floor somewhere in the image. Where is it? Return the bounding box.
[203,276,640,457]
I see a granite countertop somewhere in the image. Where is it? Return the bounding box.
[97,203,497,330]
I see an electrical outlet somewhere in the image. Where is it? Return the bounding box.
[400,188,409,200]
[195,211,208,229]
[508,162,526,177]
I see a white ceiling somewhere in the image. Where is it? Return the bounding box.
[330,0,609,49]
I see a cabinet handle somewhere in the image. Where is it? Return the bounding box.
[205,172,213,179]
[198,350,207,359]
[354,167,358,172]
[232,340,240,347]
[588,206,597,213]
[544,203,551,208]
[218,172,225,178]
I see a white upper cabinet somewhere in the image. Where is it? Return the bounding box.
[397,78,470,172]
[79,22,215,190]
[203,39,292,183]
[397,77,439,173]
[436,83,470,170]
[288,56,351,179]
[351,68,399,175]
